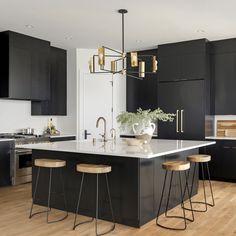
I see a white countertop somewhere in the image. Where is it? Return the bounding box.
[0,139,14,142]
[17,139,216,159]
[206,136,236,140]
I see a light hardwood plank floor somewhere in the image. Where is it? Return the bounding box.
[0,181,235,236]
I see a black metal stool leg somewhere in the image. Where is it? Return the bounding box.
[46,168,53,223]
[184,171,194,222]
[184,162,215,212]
[73,173,94,230]
[29,166,41,218]
[206,162,215,207]
[157,170,194,230]
[156,170,168,226]
[201,163,208,212]
[95,173,116,236]
[165,171,173,217]
[179,171,187,230]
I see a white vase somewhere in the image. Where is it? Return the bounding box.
[132,121,156,136]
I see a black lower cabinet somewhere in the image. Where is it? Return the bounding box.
[201,140,236,181]
[0,141,13,186]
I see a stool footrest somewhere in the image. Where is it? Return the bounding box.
[73,217,94,230]
[183,201,215,212]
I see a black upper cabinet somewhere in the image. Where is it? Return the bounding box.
[0,31,50,100]
[157,80,205,140]
[210,39,236,115]
[158,39,208,82]
[126,49,158,112]
[31,47,67,115]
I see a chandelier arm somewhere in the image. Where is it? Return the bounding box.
[103,46,122,55]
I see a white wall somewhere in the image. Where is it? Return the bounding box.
[76,48,126,140]
[0,49,77,135]
[0,99,58,134]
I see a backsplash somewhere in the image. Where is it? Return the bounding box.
[0,99,58,135]
[215,115,236,136]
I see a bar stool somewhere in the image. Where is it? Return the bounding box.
[29,159,68,223]
[156,161,194,230]
[185,155,215,212]
[73,164,115,236]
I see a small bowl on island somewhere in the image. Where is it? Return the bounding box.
[125,138,143,146]
[135,134,152,144]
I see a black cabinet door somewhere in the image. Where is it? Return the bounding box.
[158,80,205,140]
[203,140,236,181]
[126,49,158,112]
[213,52,236,114]
[0,141,12,186]
[31,47,67,115]
[9,47,31,99]
[31,50,50,100]
[0,31,50,100]
[158,39,207,82]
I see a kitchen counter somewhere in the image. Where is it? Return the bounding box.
[27,138,215,228]
[18,139,215,159]
[206,136,236,140]
[0,139,14,142]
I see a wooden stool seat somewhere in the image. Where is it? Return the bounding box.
[187,155,211,163]
[35,159,66,168]
[162,161,190,171]
[76,164,111,174]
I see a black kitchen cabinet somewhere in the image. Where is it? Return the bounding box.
[210,39,236,114]
[202,140,236,181]
[157,80,206,140]
[158,39,208,82]
[31,47,67,115]
[0,31,50,100]
[0,141,13,186]
[126,49,158,112]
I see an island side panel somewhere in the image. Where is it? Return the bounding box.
[139,148,199,226]
[32,150,140,227]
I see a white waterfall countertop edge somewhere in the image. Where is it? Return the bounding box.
[17,139,216,159]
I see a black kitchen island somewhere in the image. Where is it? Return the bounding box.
[19,139,215,227]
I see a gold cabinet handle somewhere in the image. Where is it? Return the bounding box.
[176,110,179,133]
[181,109,184,133]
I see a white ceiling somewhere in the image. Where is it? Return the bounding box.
[0,0,236,50]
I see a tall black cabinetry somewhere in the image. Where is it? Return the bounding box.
[0,31,50,100]
[126,49,158,112]
[210,39,236,115]
[31,47,67,115]
[157,39,211,140]
[158,80,205,140]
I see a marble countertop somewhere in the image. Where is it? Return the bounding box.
[17,139,216,159]
[206,136,236,140]
[0,139,14,142]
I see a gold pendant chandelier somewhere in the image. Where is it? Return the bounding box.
[89,9,158,79]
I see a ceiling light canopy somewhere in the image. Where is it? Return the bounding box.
[89,9,158,79]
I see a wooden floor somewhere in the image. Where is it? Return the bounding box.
[0,181,236,236]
